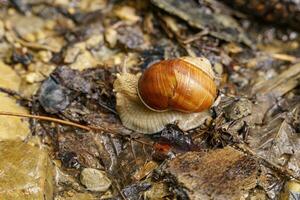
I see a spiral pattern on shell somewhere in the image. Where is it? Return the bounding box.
[137,57,217,113]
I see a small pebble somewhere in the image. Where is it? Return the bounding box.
[23,33,36,42]
[104,28,118,48]
[80,168,112,192]
[38,78,70,114]
[38,50,52,63]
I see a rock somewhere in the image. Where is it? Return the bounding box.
[8,14,44,41]
[0,61,29,141]
[165,147,258,200]
[0,140,54,200]
[117,26,145,50]
[86,35,103,49]
[64,41,99,71]
[280,180,300,200]
[224,98,253,120]
[114,6,140,24]
[69,51,98,71]
[122,182,152,199]
[104,28,118,48]
[38,77,70,114]
[0,93,30,140]
[143,182,169,200]
[52,66,92,93]
[80,168,112,192]
[0,42,12,61]
[64,43,82,64]
[0,61,21,91]
[55,166,82,192]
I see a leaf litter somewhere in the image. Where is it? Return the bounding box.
[0,0,299,199]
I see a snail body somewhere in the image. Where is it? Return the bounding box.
[114,57,217,134]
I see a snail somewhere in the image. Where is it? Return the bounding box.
[113,56,217,134]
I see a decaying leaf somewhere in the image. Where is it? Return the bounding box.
[248,110,300,178]
[151,0,251,45]
[0,0,300,199]
[164,146,258,199]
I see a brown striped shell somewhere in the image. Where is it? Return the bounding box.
[137,57,217,113]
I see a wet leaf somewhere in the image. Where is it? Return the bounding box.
[151,0,251,45]
[164,146,258,200]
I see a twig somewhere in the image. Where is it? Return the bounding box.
[0,111,91,131]
[181,29,209,44]
[0,111,123,135]
[0,87,32,102]
[114,180,128,200]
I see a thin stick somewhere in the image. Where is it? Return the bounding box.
[0,111,124,135]
[0,111,91,131]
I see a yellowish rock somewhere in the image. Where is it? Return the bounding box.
[280,180,300,200]
[0,140,54,200]
[38,35,66,53]
[86,35,103,49]
[80,168,112,192]
[104,28,118,48]
[68,7,76,15]
[0,93,30,141]
[64,41,99,70]
[0,61,30,141]
[23,32,37,42]
[25,72,44,83]
[144,182,169,200]
[38,50,52,63]
[114,6,140,24]
[79,0,107,11]
[53,0,69,6]
[64,43,83,64]
[8,14,44,39]
[35,30,47,41]
[8,8,16,15]
[45,20,56,30]
[70,51,98,71]
[0,61,21,91]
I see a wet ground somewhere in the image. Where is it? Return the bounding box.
[0,0,299,199]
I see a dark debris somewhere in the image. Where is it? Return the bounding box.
[2,0,300,199]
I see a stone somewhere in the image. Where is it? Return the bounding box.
[8,15,44,40]
[280,180,300,200]
[144,182,169,200]
[0,61,21,91]
[80,168,112,192]
[0,140,54,200]
[0,61,30,141]
[38,77,70,114]
[114,6,140,24]
[0,93,30,140]
[104,28,118,48]
[69,51,98,71]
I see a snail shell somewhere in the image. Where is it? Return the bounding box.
[137,57,217,112]
[113,57,217,134]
